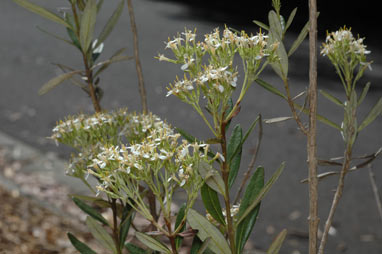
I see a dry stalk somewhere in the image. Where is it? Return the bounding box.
[127,0,148,114]
[307,0,319,253]
[368,164,382,224]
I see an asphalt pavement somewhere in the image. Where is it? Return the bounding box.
[1,0,382,253]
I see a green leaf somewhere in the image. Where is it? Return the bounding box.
[67,27,82,50]
[119,204,134,250]
[256,79,287,100]
[358,82,371,106]
[288,20,309,57]
[288,13,319,57]
[267,229,287,254]
[96,0,124,47]
[80,0,97,52]
[125,243,147,254]
[175,204,187,249]
[12,0,71,28]
[176,127,197,142]
[358,97,382,131]
[38,70,82,95]
[224,98,234,130]
[36,26,74,46]
[72,197,109,226]
[187,209,231,254]
[135,232,171,254]
[198,161,226,196]
[319,90,344,107]
[235,167,264,254]
[201,184,226,225]
[268,11,282,40]
[97,0,104,12]
[237,162,285,225]
[190,236,215,254]
[285,8,297,32]
[67,232,97,254]
[268,11,288,78]
[197,237,212,254]
[86,216,117,253]
[190,236,203,254]
[92,54,134,71]
[227,125,243,188]
[253,20,269,31]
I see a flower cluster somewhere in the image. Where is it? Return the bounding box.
[160,27,278,112]
[321,27,371,71]
[51,109,167,148]
[83,117,209,219]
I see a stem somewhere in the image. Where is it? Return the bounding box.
[127,0,148,114]
[220,121,236,254]
[70,2,102,113]
[368,164,382,224]
[111,199,122,254]
[283,78,308,135]
[318,145,352,254]
[165,218,178,254]
[308,0,319,253]
[83,55,102,113]
[234,115,263,204]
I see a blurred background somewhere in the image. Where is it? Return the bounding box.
[0,0,381,253]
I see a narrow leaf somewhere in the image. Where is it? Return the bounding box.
[96,0,124,46]
[176,127,197,142]
[227,125,243,188]
[120,204,134,250]
[319,89,344,107]
[175,204,187,249]
[67,232,97,254]
[197,237,212,254]
[358,97,382,131]
[358,82,371,106]
[86,216,117,253]
[80,0,97,52]
[198,161,226,196]
[72,197,109,226]
[12,0,71,28]
[235,167,264,254]
[135,232,171,254]
[36,26,74,46]
[237,162,285,225]
[288,12,319,57]
[224,98,234,130]
[253,20,269,31]
[97,0,104,12]
[264,116,293,124]
[288,20,309,57]
[38,70,81,95]
[285,8,297,32]
[201,184,226,225]
[256,79,287,100]
[125,243,146,254]
[268,11,283,40]
[187,209,231,254]
[267,229,287,254]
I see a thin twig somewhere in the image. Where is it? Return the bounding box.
[307,0,319,253]
[127,0,148,114]
[283,78,308,135]
[318,146,352,254]
[234,116,263,204]
[368,164,382,224]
